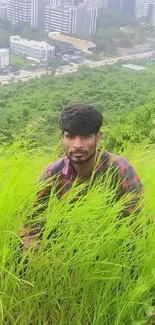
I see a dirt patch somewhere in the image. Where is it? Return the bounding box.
[118,42,153,56]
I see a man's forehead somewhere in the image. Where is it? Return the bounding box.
[64,131,95,136]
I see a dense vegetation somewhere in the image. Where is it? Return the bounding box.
[1,62,155,324]
[0,132,155,325]
[1,62,155,149]
[97,10,138,29]
[88,10,154,54]
[0,20,48,48]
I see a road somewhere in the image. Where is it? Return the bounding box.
[0,50,153,86]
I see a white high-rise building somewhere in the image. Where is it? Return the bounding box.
[31,0,50,27]
[135,0,154,20]
[45,6,77,34]
[76,4,97,36]
[45,4,97,36]
[50,0,75,5]
[31,0,38,27]
[0,1,7,21]
[50,0,60,4]
[151,2,155,24]
[7,0,31,24]
[84,0,105,7]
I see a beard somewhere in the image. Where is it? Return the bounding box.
[67,150,96,165]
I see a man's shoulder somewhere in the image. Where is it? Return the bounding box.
[37,156,68,183]
[112,154,131,171]
[45,156,68,175]
[100,150,132,172]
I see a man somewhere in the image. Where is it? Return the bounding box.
[21,103,143,249]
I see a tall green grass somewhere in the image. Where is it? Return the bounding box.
[0,140,155,325]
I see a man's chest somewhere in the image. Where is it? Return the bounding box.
[54,170,107,201]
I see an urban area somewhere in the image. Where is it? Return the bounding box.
[1,0,155,84]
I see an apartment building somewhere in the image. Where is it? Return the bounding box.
[10,36,55,61]
[76,4,97,36]
[151,2,155,24]
[7,0,31,24]
[105,0,136,15]
[74,0,84,4]
[31,0,50,27]
[45,4,97,36]
[84,0,105,8]
[50,0,78,5]
[0,1,7,20]
[45,6,77,34]
[135,0,154,20]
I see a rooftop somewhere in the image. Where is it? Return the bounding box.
[49,32,96,52]
[0,49,9,54]
[10,36,55,50]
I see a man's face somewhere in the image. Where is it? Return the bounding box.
[62,131,101,165]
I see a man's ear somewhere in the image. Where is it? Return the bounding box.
[96,130,102,142]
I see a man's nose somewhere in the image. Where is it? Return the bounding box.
[73,137,84,148]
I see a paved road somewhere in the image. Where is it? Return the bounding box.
[0,50,153,86]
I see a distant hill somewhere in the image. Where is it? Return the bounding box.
[1,63,155,150]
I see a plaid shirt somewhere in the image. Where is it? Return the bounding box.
[21,150,143,249]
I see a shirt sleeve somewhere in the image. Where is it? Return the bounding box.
[114,159,144,217]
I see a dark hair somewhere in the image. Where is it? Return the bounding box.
[59,103,103,136]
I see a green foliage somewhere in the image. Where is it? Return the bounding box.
[0,21,48,49]
[97,9,139,29]
[91,28,119,54]
[48,57,66,68]
[9,54,37,70]
[90,9,152,54]
[104,93,155,150]
[0,140,155,325]
[1,47,155,324]
[1,64,155,149]
[91,10,138,54]
[19,25,47,41]
[0,21,48,42]
[0,28,10,48]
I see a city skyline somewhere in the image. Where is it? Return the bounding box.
[0,0,155,38]
[45,4,97,36]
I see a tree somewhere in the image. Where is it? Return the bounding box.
[119,36,133,48]
[0,29,10,48]
[48,57,65,68]
[0,20,12,32]
[97,9,139,30]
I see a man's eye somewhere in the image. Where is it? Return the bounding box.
[66,135,74,139]
[82,135,91,138]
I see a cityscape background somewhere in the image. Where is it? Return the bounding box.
[1,0,155,80]
[1,0,155,36]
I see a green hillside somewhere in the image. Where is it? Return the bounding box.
[1,63,155,149]
[0,63,155,324]
[0,140,155,325]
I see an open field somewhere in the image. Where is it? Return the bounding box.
[0,141,155,325]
